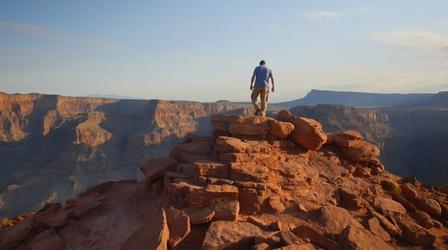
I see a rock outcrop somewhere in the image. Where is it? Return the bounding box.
[2,112,447,249]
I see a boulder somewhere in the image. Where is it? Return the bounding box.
[381,179,401,194]
[367,217,390,241]
[338,188,363,210]
[416,197,442,218]
[397,219,435,245]
[413,210,434,229]
[329,131,363,148]
[340,141,380,162]
[316,205,353,234]
[340,225,393,250]
[373,197,406,214]
[202,221,265,250]
[276,110,327,150]
[166,207,191,248]
[139,157,177,182]
[268,119,294,139]
[186,185,238,208]
[213,200,240,221]
[182,207,215,225]
[401,183,418,201]
[371,211,400,236]
[0,216,34,249]
[292,225,342,250]
[120,209,169,250]
[195,161,230,179]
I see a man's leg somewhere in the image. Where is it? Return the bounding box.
[251,87,262,115]
[260,87,269,117]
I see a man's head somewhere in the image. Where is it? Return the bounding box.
[259,60,266,66]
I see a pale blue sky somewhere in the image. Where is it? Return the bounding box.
[1,0,448,102]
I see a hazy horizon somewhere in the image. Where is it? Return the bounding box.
[1,1,448,102]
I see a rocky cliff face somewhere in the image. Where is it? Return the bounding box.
[0,92,250,217]
[1,113,447,249]
[290,105,448,186]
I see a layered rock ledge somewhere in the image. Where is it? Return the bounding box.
[1,111,447,250]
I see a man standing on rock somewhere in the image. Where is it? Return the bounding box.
[250,60,275,117]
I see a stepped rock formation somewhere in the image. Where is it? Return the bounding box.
[1,111,447,249]
[0,92,250,217]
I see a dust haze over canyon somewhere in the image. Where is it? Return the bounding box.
[0,89,448,218]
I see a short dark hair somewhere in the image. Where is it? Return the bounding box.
[259,60,266,65]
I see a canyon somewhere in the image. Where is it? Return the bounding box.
[1,113,447,249]
[1,90,448,219]
[0,92,249,217]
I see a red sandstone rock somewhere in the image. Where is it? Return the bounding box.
[340,225,393,250]
[316,205,353,234]
[373,197,406,214]
[166,207,191,248]
[340,141,380,162]
[230,163,268,182]
[202,221,265,249]
[186,184,238,208]
[276,110,327,150]
[371,211,400,236]
[120,209,169,250]
[215,136,251,153]
[268,119,294,139]
[213,200,240,221]
[401,183,418,201]
[292,225,342,250]
[280,243,317,250]
[238,188,262,215]
[139,157,177,183]
[415,197,442,218]
[397,218,435,245]
[182,207,215,224]
[228,122,270,137]
[195,161,230,179]
[367,217,390,241]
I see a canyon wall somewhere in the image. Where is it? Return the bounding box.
[0,93,249,217]
[291,105,448,186]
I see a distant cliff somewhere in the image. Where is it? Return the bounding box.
[291,104,448,186]
[0,92,250,217]
[278,89,434,108]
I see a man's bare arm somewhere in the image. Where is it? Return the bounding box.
[270,72,275,92]
[250,72,256,90]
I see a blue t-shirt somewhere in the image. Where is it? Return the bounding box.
[254,65,272,87]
